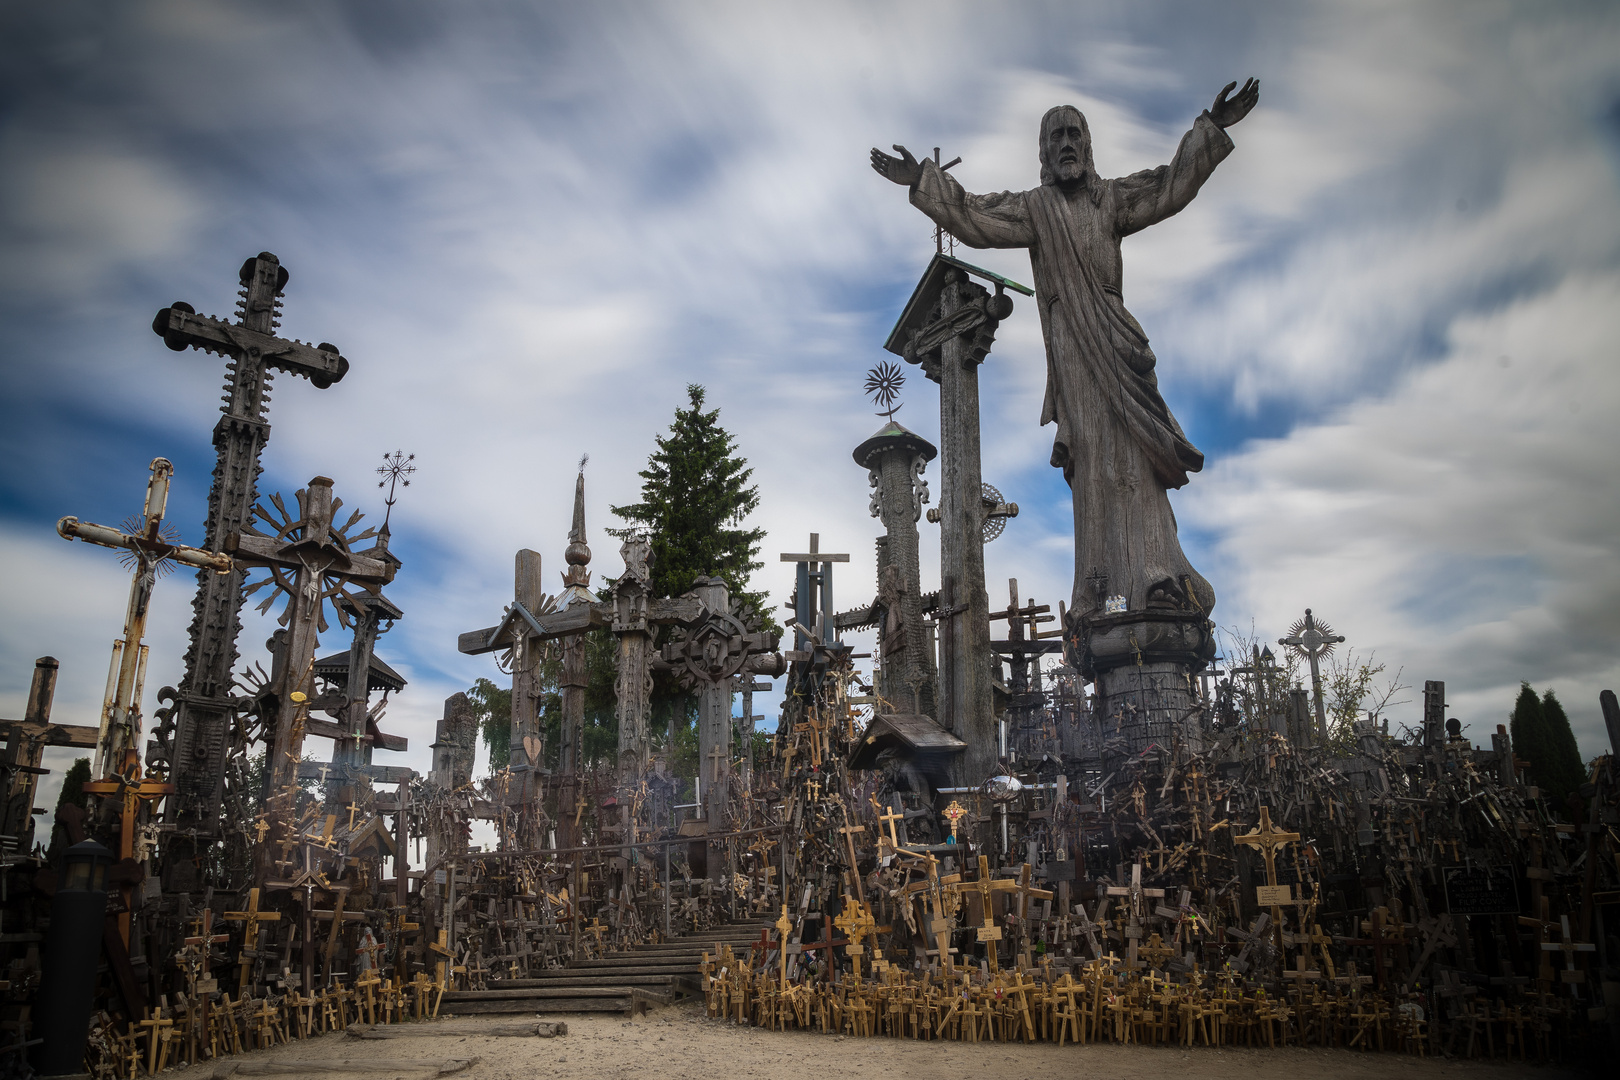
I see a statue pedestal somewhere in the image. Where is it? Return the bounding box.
[1071,610,1215,756]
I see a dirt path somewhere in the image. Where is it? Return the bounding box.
[189,1001,1586,1080]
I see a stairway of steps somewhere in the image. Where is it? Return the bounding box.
[439,919,764,1016]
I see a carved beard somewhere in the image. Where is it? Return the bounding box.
[1038,105,1096,189]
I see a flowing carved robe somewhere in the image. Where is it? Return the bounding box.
[910,112,1232,615]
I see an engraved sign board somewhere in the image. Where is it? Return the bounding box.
[1443,866,1518,916]
[1255,884,1293,905]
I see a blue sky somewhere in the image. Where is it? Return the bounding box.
[4,1,1619,825]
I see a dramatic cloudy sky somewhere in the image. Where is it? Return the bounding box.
[4,1,1618,823]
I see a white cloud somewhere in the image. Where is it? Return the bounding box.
[2,0,1618,817]
[1185,272,1620,755]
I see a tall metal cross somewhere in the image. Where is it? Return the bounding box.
[150,253,350,866]
[1279,608,1345,735]
[58,457,232,778]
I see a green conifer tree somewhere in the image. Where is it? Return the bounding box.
[608,383,774,777]
[45,757,91,866]
[609,384,772,628]
[1538,689,1587,805]
[1509,682,1547,791]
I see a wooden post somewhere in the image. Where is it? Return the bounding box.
[932,268,998,786]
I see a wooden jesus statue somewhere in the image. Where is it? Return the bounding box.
[872,79,1258,623]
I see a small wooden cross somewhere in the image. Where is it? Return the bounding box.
[345,801,362,830]
[774,904,794,991]
[876,803,906,848]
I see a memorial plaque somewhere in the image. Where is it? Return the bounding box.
[1255,884,1293,905]
[1443,866,1518,915]
[1041,860,1077,883]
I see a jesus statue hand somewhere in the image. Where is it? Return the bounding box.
[1209,78,1260,128]
[870,144,922,187]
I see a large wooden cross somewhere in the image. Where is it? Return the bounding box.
[950,854,1022,972]
[0,657,96,850]
[151,253,350,858]
[222,888,283,993]
[1233,804,1300,956]
[57,456,232,778]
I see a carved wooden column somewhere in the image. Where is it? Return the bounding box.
[610,538,654,785]
[853,421,937,719]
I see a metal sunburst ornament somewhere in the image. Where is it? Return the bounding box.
[376,450,416,528]
[864,360,906,421]
[1282,610,1341,661]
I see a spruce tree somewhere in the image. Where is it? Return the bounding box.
[610,384,772,627]
[45,757,91,866]
[1538,689,1587,805]
[1509,683,1547,791]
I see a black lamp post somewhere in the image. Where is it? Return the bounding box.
[32,839,112,1078]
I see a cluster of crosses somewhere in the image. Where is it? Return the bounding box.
[5,235,1618,1078]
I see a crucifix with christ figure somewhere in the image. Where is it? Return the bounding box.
[58,457,232,781]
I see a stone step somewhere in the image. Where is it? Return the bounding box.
[444,985,631,1000]
[493,973,681,988]
[566,959,699,973]
[636,935,760,949]
[443,995,630,1015]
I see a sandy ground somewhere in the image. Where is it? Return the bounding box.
[182,1000,1592,1080]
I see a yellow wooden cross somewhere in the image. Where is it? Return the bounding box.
[136,1008,173,1076]
[1233,805,1299,889]
[775,904,794,992]
[345,801,362,830]
[949,855,1021,973]
[876,803,906,848]
[1234,804,1300,958]
[222,887,283,992]
[833,895,876,981]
